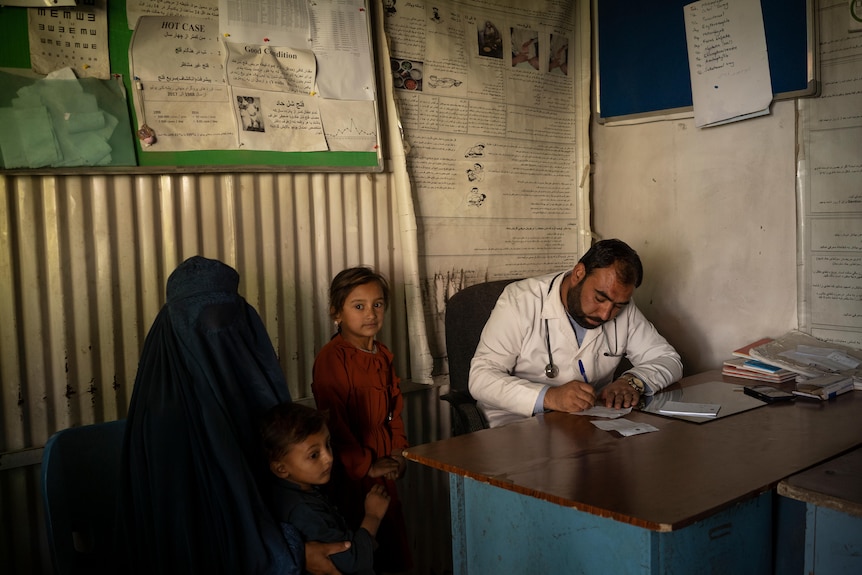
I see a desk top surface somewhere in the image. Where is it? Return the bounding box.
[777,445,862,518]
[404,371,862,531]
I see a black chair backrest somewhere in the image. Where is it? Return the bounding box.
[42,419,126,575]
[445,279,521,395]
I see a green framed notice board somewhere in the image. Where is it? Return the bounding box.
[0,1,383,172]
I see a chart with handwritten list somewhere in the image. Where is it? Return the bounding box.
[683,0,772,127]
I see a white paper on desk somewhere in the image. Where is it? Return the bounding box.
[591,419,658,437]
[683,0,773,128]
[571,406,632,419]
[658,401,720,418]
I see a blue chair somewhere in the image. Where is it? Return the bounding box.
[441,279,520,435]
[41,420,126,575]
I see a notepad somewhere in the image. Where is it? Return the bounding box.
[658,401,720,418]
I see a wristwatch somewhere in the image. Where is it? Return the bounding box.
[622,373,645,393]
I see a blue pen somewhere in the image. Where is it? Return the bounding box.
[578,359,589,383]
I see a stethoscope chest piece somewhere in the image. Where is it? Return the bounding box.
[542,272,627,382]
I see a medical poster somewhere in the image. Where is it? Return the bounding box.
[382,0,591,287]
[28,0,110,79]
[382,0,591,364]
[798,0,862,348]
[128,3,380,153]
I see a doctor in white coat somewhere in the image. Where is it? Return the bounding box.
[469,239,683,428]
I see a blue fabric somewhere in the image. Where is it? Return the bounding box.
[121,256,302,575]
[272,478,376,575]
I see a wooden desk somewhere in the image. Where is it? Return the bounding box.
[404,371,862,574]
[777,447,862,573]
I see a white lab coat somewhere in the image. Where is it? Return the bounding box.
[469,271,683,428]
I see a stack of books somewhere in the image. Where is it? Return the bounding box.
[722,338,797,383]
[725,334,862,397]
[792,374,854,400]
[722,357,797,383]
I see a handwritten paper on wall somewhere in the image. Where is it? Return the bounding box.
[683,0,772,128]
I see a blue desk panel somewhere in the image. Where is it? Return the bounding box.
[451,475,771,575]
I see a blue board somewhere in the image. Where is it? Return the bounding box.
[596,0,817,122]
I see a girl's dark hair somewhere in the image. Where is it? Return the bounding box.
[578,239,643,288]
[260,402,327,463]
[328,266,390,320]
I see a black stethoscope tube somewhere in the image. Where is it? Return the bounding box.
[544,272,626,379]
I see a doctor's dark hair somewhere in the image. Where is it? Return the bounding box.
[260,402,328,463]
[578,239,643,288]
[328,266,391,319]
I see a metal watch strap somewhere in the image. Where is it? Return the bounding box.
[625,374,645,393]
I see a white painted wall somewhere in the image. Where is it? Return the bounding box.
[591,100,799,374]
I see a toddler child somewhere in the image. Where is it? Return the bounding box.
[261,401,390,575]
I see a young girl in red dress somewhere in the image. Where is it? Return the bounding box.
[312,267,412,573]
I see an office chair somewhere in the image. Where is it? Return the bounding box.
[41,419,126,575]
[441,278,520,435]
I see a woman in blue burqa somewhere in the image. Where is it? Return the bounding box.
[121,256,347,574]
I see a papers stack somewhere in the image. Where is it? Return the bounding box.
[722,338,796,383]
[748,331,862,379]
[722,357,797,383]
[729,332,862,393]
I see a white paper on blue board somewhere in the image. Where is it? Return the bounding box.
[683,0,773,128]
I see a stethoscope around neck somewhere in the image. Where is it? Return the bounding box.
[544,272,627,379]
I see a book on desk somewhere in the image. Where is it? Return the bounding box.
[722,357,797,383]
[728,333,862,391]
[724,337,797,383]
[792,374,854,400]
[732,337,774,360]
[744,331,862,380]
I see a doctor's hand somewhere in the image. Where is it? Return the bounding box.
[600,379,641,409]
[543,380,596,413]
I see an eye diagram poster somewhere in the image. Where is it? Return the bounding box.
[28,0,110,79]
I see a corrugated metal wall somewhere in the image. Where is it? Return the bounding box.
[0,171,452,574]
[0,171,411,443]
